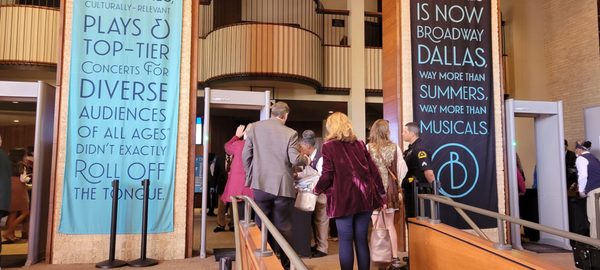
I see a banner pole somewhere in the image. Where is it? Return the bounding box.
[95,180,127,269]
[128,179,158,267]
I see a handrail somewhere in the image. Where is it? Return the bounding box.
[231,195,308,270]
[231,196,243,270]
[418,193,600,248]
[438,196,490,241]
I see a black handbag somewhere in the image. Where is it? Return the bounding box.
[572,241,600,269]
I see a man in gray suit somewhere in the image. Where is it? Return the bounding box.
[243,102,307,267]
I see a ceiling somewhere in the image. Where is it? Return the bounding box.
[0,101,36,126]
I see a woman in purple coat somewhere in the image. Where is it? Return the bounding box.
[313,112,386,270]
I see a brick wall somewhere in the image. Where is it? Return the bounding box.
[545,0,600,142]
[504,0,600,143]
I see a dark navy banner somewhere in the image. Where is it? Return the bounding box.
[410,0,497,228]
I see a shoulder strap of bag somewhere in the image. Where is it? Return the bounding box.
[391,146,398,177]
[375,145,398,182]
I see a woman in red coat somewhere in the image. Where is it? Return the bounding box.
[221,125,254,203]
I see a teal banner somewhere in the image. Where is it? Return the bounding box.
[59,0,182,234]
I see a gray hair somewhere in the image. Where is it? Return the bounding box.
[405,122,420,137]
[271,101,290,118]
[301,130,316,147]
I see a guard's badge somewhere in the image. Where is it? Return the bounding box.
[418,151,427,159]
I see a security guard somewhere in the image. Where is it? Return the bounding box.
[401,122,436,218]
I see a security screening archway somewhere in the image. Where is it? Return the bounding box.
[0,81,56,265]
[199,88,271,257]
[505,99,570,250]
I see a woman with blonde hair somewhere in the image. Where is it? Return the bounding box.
[368,119,408,269]
[313,112,386,270]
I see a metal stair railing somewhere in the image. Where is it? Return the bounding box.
[231,195,308,270]
[418,193,600,250]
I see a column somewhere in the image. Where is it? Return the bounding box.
[382,0,403,143]
[348,0,366,139]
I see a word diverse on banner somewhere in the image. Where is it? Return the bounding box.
[411,0,497,228]
[59,0,182,234]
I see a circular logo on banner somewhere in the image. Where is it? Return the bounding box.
[432,143,479,198]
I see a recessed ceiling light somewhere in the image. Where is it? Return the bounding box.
[13,119,20,123]
[12,101,19,104]
[328,111,334,114]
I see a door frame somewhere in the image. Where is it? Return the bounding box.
[505,99,569,250]
[0,80,57,265]
[197,88,271,258]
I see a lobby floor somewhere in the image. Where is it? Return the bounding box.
[1,209,578,269]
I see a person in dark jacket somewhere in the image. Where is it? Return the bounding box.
[401,122,436,218]
[565,140,578,193]
[213,153,233,232]
[313,112,386,270]
[207,153,217,216]
[0,135,12,252]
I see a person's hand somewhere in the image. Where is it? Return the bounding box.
[19,171,30,184]
[299,144,311,155]
[235,125,245,138]
[580,191,587,198]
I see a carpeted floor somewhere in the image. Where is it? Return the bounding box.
[0,210,578,269]
[1,254,27,268]
[522,241,571,253]
[19,256,220,270]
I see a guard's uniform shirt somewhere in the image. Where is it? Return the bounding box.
[402,137,432,217]
[402,137,432,188]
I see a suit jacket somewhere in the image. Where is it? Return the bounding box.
[242,118,307,198]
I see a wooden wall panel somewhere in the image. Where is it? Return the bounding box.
[199,2,213,37]
[381,0,402,143]
[0,6,59,65]
[323,46,350,89]
[199,24,323,85]
[241,0,321,38]
[365,48,382,90]
[0,125,36,153]
[408,219,561,270]
[323,14,348,45]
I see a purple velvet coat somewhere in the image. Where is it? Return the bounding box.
[313,139,386,218]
